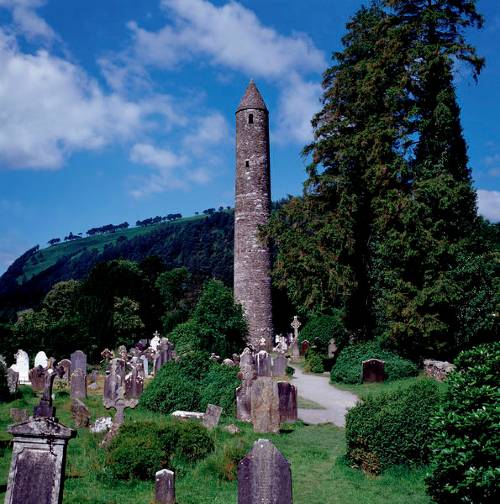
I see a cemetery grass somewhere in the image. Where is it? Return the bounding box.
[0,385,431,503]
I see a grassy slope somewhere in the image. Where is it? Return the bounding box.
[0,383,431,504]
[20,215,206,282]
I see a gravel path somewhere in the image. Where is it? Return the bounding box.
[290,365,359,427]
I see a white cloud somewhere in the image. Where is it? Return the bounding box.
[0,0,55,41]
[477,189,500,222]
[183,112,229,153]
[0,29,184,169]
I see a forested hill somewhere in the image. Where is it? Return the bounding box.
[0,211,234,320]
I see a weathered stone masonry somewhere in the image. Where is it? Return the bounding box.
[234,81,273,349]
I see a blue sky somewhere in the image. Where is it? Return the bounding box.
[0,0,499,274]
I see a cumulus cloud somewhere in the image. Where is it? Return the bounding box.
[0,29,184,169]
[477,189,500,222]
[183,112,229,153]
[0,0,55,41]
[120,0,326,143]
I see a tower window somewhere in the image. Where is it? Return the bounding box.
[245,160,250,167]
[248,113,253,124]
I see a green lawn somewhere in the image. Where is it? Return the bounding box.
[0,384,431,504]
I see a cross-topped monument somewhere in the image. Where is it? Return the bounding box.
[291,316,301,340]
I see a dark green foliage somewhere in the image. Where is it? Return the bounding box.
[0,356,9,401]
[299,312,347,353]
[425,342,500,503]
[331,342,417,384]
[346,380,441,473]
[201,439,248,481]
[106,419,214,481]
[139,360,201,414]
[199,364,240,414]
[168,321,206,355]
[304,352,325,374]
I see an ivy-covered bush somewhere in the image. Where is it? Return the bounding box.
[425,342,500,503]
[330,341,417,384]
[346,380,441,474]
[106,419,214,480]
[304,352,325,373]
[299,311,347,353]
[200,364,240,414]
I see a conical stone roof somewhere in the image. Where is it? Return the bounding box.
[236,80,268,112]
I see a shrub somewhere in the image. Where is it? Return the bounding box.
[304,352,325,373]
[106,419,214,480]
[425,342,500,503]
[346,380,441,473]
[0,355,9,401]
[299,311,348,353]
[330,341,417,384]
[168,321,204,354]
[200,364,240,415]
[139,360,201,414]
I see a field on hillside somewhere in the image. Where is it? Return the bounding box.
[20,215,207,282]
[0,382,432,504]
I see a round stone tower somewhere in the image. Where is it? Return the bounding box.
[234,80,273,350]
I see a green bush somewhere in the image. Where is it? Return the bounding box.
[139,360,201,414]
[304,352,325,373]
[346,380,441,473]
[299,311,347,353]
[200,364,240,415]
[0,355,9,401]
[168,321,205,354]
[330,341,417,384]
[106,419,214,480]
[425,342,500,503]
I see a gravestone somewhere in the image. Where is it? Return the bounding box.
[272,354,287,377]
[256,351,272,377]
[125,362,144,399]
[70,350,87,375]
[238,439,292,504]
[117,345,128,362]
[100,348,114,362]
[5,417,76,504]
[29,365,46,392]
[13,350,30,384]
[7,368,19,394]
[70,368,87,399]
[236,383,253,422]
[291,316,301,340]
[104,359,125,407]
[34,351,48,369]
[155,469,176,504]
[58,359,71,381]
[71,399,90,428]
[150,331,161,350]
[239,348,256,381]
[290,338,300,362]
[300,340,310,356]
[278,382,298,423]
[202,404,223,430]
[362,359,385,383]
[250,378,280,433]
[141,355,149,377]
[34,366,65,418]
[327,339,337,358]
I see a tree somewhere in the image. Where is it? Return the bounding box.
[113,296,145,347]
[48,238,61,246]
[42,280,82,321]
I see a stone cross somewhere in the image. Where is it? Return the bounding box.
[238,439,292,504]
[155,469,175,504]
[34,365,65,418]
[291,316,301,339]
[151,331,161,351]
[5,417,76,504]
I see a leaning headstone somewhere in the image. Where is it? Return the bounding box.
[272,354,287,377]
[362,359,385,383]
[58,359,71,381]
[250,377,280,433]
[70,350,87,375]
[202,404,223,430]
[71,399,90,428]
[34,351,48,369]
[7,368,19,394]
[155,469,176,504]
[9,408,28,424]
[70,368,87,399]
[238,439,292,504]
[236,383,253,422]
[29,365,46,392]
[278,382,298,423]
[256,351,272,377]
[5,417,76,504]
[328,339,338,358]
[14,350,30,384]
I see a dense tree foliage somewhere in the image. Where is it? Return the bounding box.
[265,0,498,360]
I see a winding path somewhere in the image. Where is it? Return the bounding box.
[290,365,359,427]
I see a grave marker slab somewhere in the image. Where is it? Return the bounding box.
[155,469,176,504]
[203,404,223,430]
[256,351,272,377]
[272,354,287,377]
[278,382,298,423]
[29,365,46,392]
[250,378,280,433]
[362,359,385,383]
[34,351,48,369]
[70,350,87,375]
[7,368,19,394]
[70,368,87,399]
[14,350,29,384]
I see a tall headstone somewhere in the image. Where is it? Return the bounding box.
[13,350,29,384]
[5,418,76,504]
[250,377,280,433]
[34,351,48,369]
[70,350,87,375]
[362,359,385,383]
[125,362,144,399]
[29,365,46,392]
[234,80,273,350]
[7,368,19,395]
[155,469,176,504]
[238,439,292,504]
[277,382,298,423]
[141,354,149,377]
[70,368,87,399]
[256,351,272,377]
[272,354,287,377]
